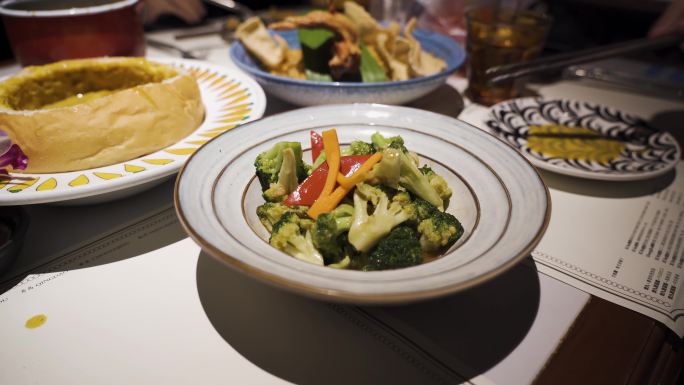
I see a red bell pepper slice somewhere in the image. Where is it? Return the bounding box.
[310,131,323,163]
[284,155,371,206]
[339,155,372,176]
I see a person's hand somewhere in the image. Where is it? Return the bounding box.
[649,0,684,37]
[141,0,207,25]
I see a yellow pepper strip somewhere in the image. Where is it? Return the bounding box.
[320,129,341,199]
[308,184,353,220]
[336,152,383,189]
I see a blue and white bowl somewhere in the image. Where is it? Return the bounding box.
[229,29,465,106]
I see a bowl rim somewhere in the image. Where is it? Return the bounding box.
[229,28,465,89]
[0,0,138,17]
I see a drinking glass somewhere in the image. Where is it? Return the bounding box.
[465,6,551,105]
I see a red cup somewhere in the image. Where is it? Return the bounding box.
[0,0,145,66]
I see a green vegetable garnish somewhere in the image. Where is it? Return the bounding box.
[299,28,335,75]
[305,69,333,82]
[360,43,388,83]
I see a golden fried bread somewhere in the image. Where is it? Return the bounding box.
[0,57,204,173]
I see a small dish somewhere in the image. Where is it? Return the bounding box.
[486,98,681,181]
[229,29,465,106]
[0,57,266,206]
[0,206,29,275]
[175,104,550,304]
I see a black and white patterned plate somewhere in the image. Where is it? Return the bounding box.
[486,98,680,181]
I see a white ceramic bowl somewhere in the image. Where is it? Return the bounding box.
[175,104,550,304]
[229,29,465,106]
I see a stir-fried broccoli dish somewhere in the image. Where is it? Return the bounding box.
[255,129,463,271]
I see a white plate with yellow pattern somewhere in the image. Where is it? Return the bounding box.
[0,58,266,205]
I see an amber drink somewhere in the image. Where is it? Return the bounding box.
[465,7,550,105]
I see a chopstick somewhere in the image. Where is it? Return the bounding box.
[484,32,684,84]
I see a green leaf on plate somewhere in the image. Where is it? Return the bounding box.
[305,69,333,82]
[299,28,335,75]
[360,43,388,83]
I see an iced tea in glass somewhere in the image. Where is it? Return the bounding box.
[465,7,551,105]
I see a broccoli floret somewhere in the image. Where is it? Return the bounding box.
[256,202,308,232]
[392,190,412,205]
[411,197,438,223]
[397,151,443,210]
[390,194,432,227]
[395,194,461,251]
[255,142,309,191]
[371,132,407,152]
[417,210,464,252]
[312,204,354,264]
[348,140,376,155]
[270,212,323,265]
[367,134,443,209]
[348,183,411,253]
[262,147,301,202]
[328,256,351,269]
[366,147,401,188]
[262,184,288,203]
[420,165,453,208]
[365,226,422,271]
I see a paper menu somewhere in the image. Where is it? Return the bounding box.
[533,163,684,336]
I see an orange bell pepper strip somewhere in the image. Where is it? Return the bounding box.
[307,152,384,219]
[284,155,372,207]
[307,184,353,220]
[319,129,340,199]
[336,152,382,189]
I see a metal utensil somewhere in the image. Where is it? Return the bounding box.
[174,23,224,40]
[484,32,684,84]
[146,38,200,59]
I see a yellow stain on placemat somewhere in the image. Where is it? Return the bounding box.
[25,314,47,329]
[527,124,625,164]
